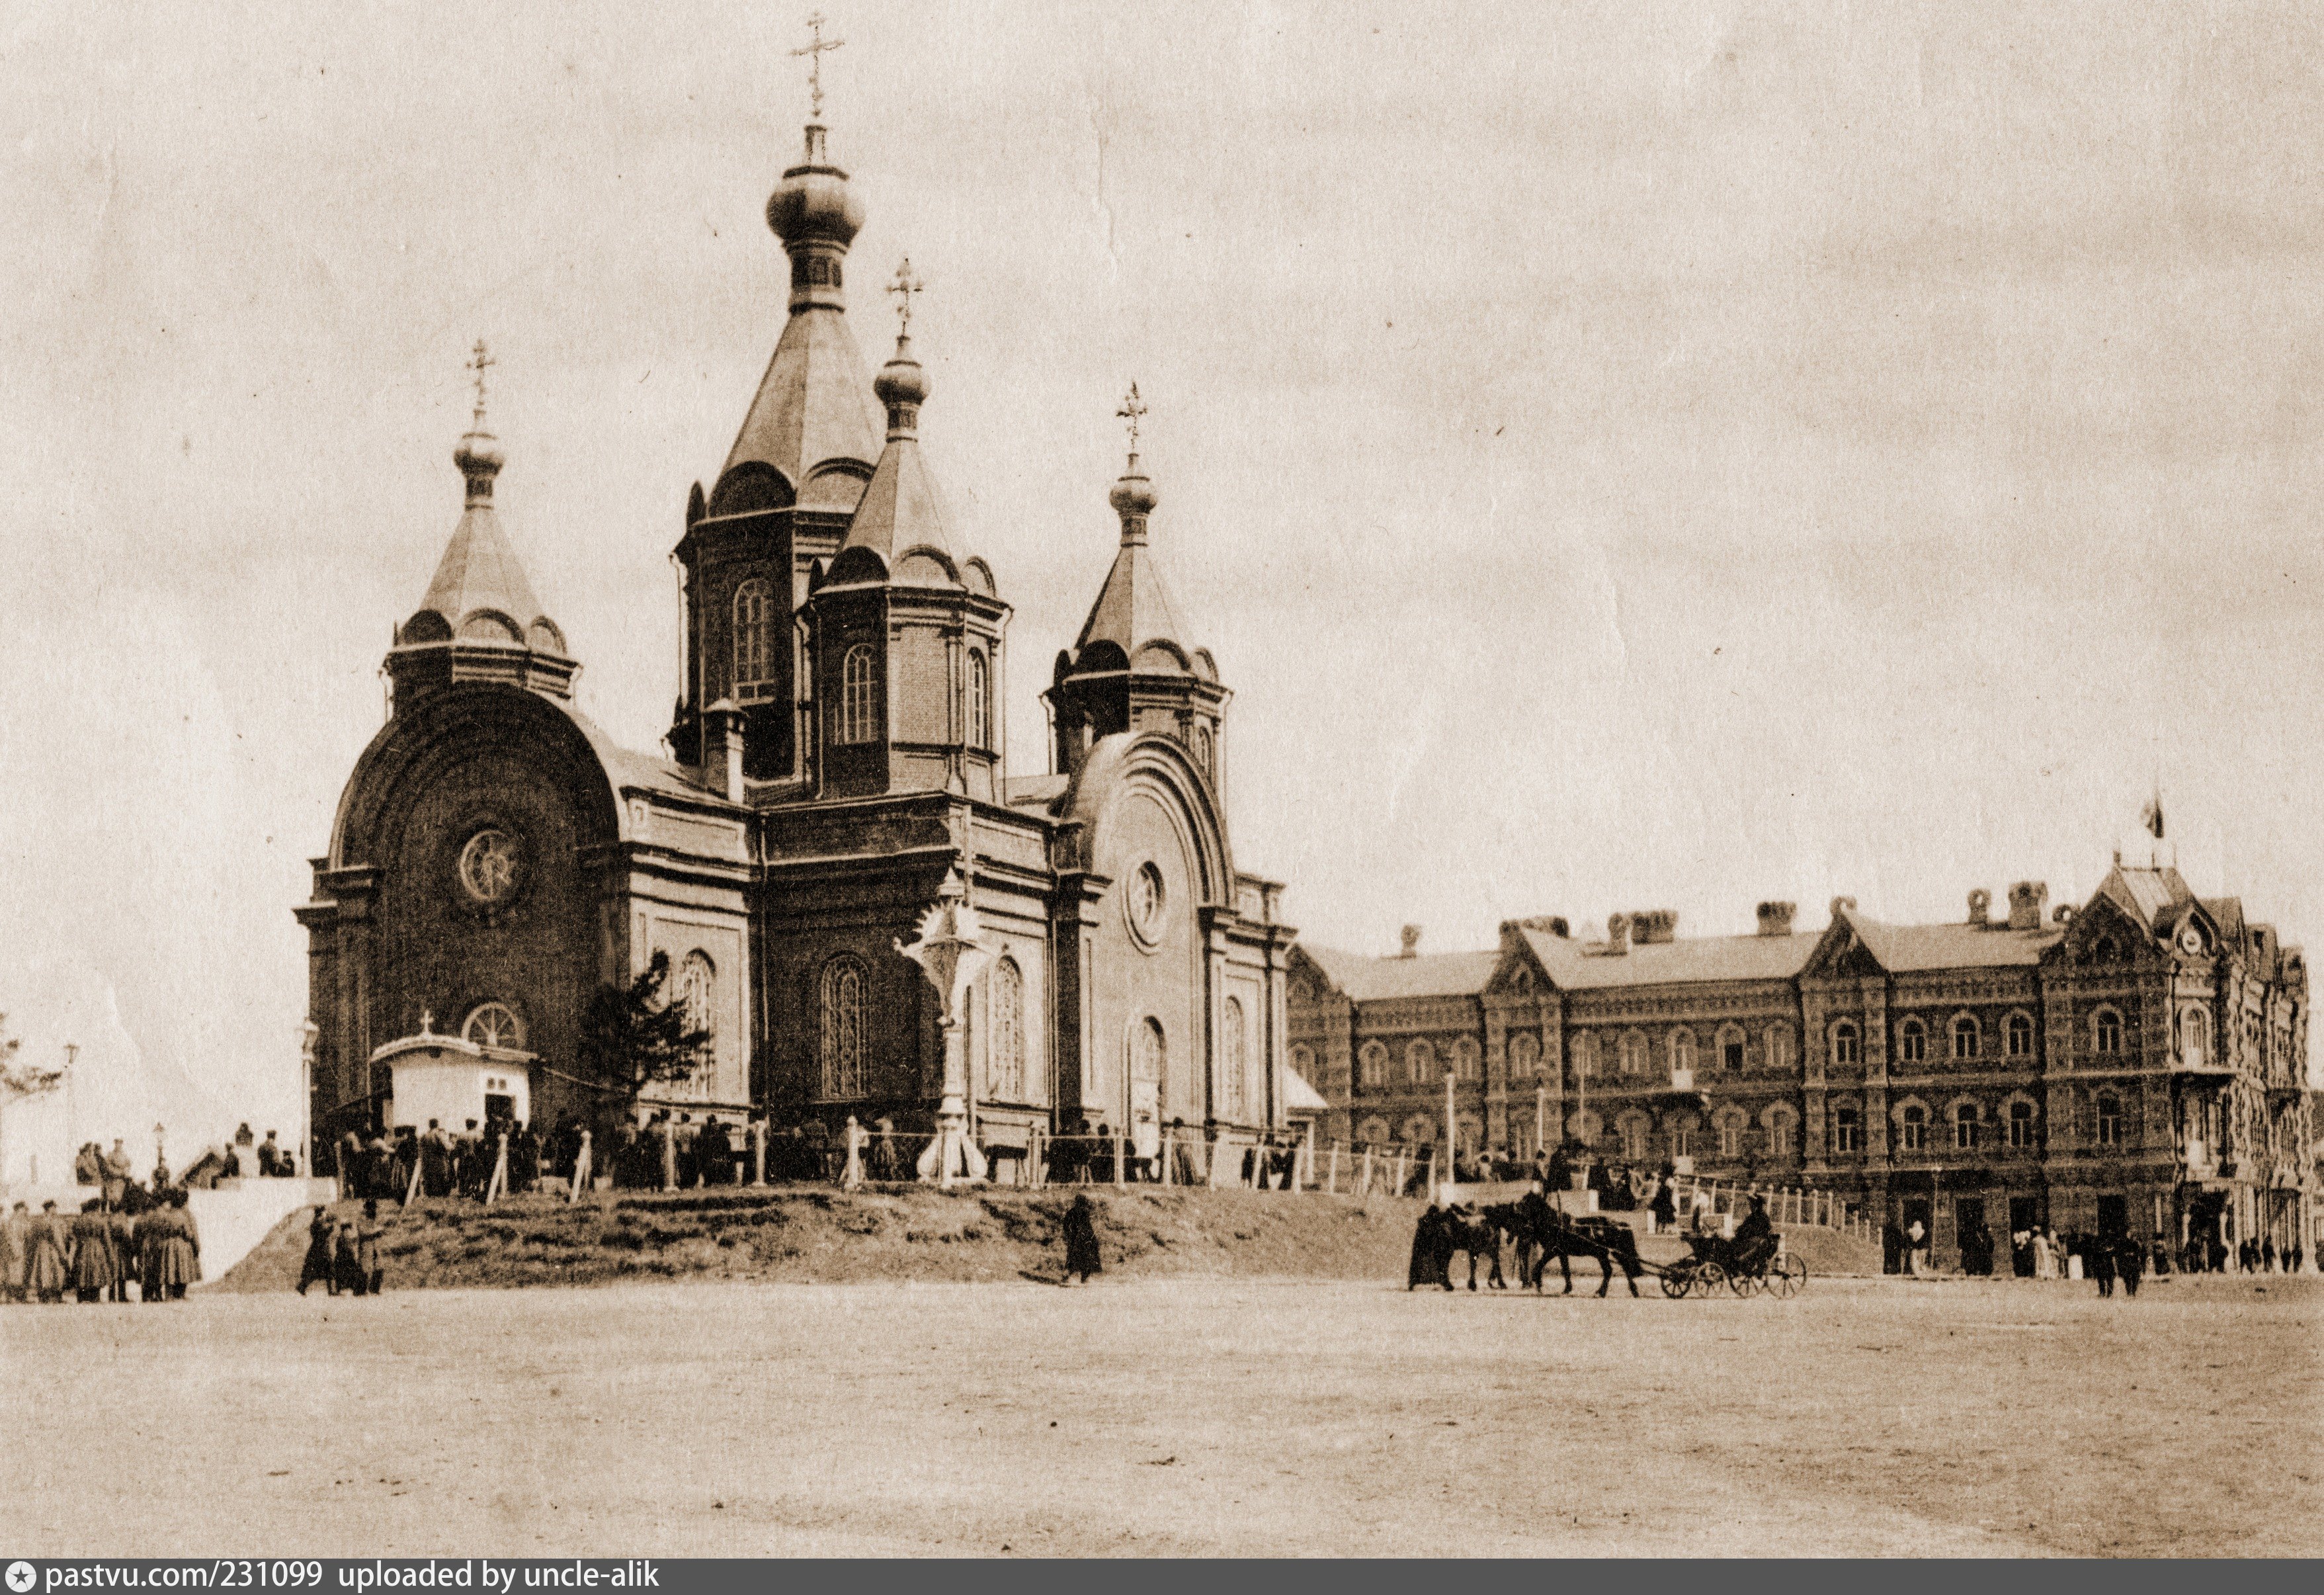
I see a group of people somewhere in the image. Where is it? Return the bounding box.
[1039,1120,1307,1187]
[295,1200,386,1297]
[0,1191,202,1303]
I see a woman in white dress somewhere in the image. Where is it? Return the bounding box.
[2033,1227,2058,1280]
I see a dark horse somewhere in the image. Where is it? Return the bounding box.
[1488,1199,1643,1297]
[1406,1205,1507,1291]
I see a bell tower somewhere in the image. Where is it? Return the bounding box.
[670,18,882,782]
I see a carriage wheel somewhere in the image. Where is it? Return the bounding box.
[1770,1257,1807,1299]
[1693,1260,1725,1297]
[1658,1264,1690,1299]
[1729,1264,1759,1297]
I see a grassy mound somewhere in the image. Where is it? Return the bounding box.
[215,1185,1425,1292]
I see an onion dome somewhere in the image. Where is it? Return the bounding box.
[767,124,867,253]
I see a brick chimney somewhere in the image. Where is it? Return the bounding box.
[702,698,745,803]
[1756,901,1797,937]
[1968,887,1992,928]
[1605,913,1630,955]
[1632,910,1678,945]
[2008,881,2048,931]
[1398,925,1421,959]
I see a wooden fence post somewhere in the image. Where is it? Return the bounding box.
[484,1133,509,1205]
[1114,1129,1127,1189]
[660,1121,677,1193]
[567,1131,591,1204]
[752,1121,767,1187]
[405,1150,425,1207]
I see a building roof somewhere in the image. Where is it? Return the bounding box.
[1302,946,1501,1002]
[837,339,957,576]
[414,496,555,643]
[722,303,884,504]
[1836,912,2061,971]
[1283,1066,1330,1113]
[1065,454,1205,677]
[1518,926,1819,989]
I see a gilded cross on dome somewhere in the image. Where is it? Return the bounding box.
[888,258,925,335]
[792,11,845,120]
[1116,382,1147,453]
[467,339,496,427]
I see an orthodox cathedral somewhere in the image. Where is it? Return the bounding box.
[297,91,1297,1174]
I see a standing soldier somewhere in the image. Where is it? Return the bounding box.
[0,1200,29,1303]
[69,1199,117,1303]
[26,1201,71,1303]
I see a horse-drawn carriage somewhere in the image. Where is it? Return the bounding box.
[1653,1227,1808,1299]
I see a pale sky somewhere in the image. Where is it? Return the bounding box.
[7,0,2324,1137]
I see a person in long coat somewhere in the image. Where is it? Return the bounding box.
[70,1201,117,1303]
[296,1206,337,1296]
[332,1216,366,1297]
[1,1201,29,1302]
[1406,1205,1449,1291]
[132,1205,169,1303]
[151,1192,199,1300]
[356,1199,386,1295]
[1059,1194,1102,1284]
[108,1207,138,1302]
[26,1202,72,1302]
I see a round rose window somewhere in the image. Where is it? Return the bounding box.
[458,828,521,904]
[1128,860,1167,947]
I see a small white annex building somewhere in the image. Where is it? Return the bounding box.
[370,1027,535,1134]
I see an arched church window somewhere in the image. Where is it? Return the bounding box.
[1194,721,1214,777]
[967,650,989,750]
[733,580,776,703]
[819,958,867,1099]
[989,957,1025,1100]
[463,1003,523,1051]
[1220,997,1247,1119]
[678,951,715,1041]
[839,645,879,744]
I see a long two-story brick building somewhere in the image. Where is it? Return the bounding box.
[1288,861,2311,1270]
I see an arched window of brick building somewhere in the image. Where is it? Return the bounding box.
[1718,1023,1745,1070]
[1220,996,1247,1119]
[1899,1102,1929,1151]
[1831,1022,1861,1067]
[1767,1023,1795,1072]
[1951,1015,1980,1060]
[989,957,1024,1100]
[2178,1008,2210,1069]
[2096,1094,2123,1148]
[839,645,879,744]
[967,650,989,750]
[1452,1037,1480,1082]
[733,580,777,703]
[1509,1033,1540,1079]
[1405,1038,1436,1084]
[1669,1029,1696,1076]
[2093,1008,2122,1055]
[818,957,866,1099]
[1619,1031,1649,1076]
[2007,1012,2034,1058]
[1764,1104,1798,1158]
[2008,1098,2037,1148]
[1831,1103,1862,1153]
[1571,1033,1598,1082]
[1358,1041,1387,1090]
[1898,1018,1927,1064]
[1952,1101,1979,1150]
